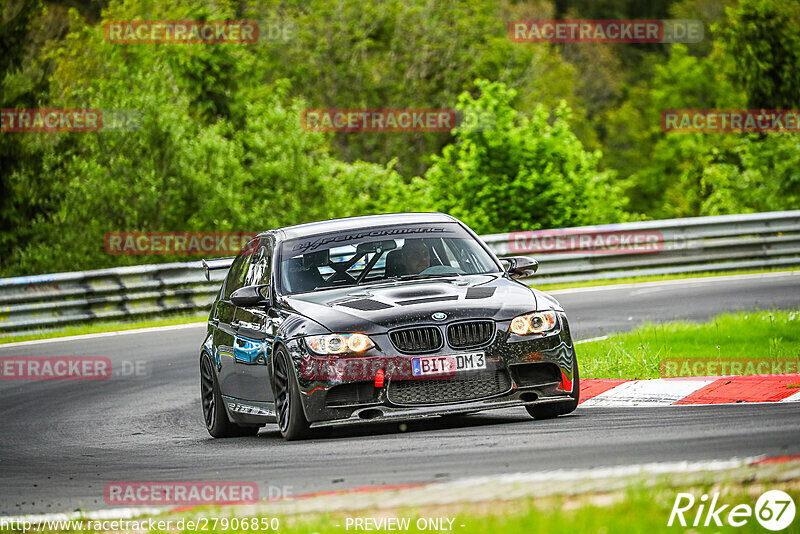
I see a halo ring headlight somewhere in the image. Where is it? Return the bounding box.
[510,316,531,336]
[509,311,558,335]
[306,333,376,355]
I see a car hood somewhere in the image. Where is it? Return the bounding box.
[279,274,545,333]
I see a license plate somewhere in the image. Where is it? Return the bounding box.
[411,352,486,376]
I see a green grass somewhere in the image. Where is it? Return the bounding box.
[531,267,798,291]
[0,314,208,345]
[277,487,799,534]
[578,309,800,379]
[14,457,799,534]
[19,481,798,534]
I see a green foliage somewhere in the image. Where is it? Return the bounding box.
[2,0,800,276]
[0,0,43,82]
[0,0,47,267]
[580,309,800,379]
[723,0,800,109]
[3,1,414,274]
[617,43,800,218]
[255,0,580,177]
[424,80,626,234]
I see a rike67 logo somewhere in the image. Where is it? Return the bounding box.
[669,490,796,531]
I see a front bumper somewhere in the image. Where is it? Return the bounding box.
[285,312,577,425]
[308,392,574,428]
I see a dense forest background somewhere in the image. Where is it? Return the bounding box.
[1,0,799,276]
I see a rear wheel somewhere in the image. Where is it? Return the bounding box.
[273,348,310,441]
[200,355,260,438]
[526,354,580,420]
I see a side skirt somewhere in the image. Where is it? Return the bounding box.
[221,395,277,425]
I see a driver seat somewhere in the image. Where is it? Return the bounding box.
[283,258,326,293]
[385,243,441,278]
[385,249,406,278]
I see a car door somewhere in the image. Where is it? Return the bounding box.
[231,236,277,402]
[215,242,255,396]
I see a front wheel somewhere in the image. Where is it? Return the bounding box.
[200,355,260,438]
[273,348,310,441]
[526,354,580,420]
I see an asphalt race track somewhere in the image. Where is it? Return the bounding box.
[1,272,799,515]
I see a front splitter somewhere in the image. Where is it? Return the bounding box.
[308,394,573,428]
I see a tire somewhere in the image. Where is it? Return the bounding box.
[200,354,260,438]
[273,347,310,441]
[526,354,580,420]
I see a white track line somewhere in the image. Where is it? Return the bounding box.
[575,335,609,344]
[0,507,166,524]
[780,389,800,402]
[0,323,206,349]
[442,456,760,486]
[548,270,800,295]
[1,457,766,523]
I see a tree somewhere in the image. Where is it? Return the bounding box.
[605,43,746,217]
[424,80,626,234]
[0,0,46,267]
[3,2,416,275]
[622,43,799,218]
[724,0,800,109]
[254,0,580,176]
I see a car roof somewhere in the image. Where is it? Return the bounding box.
[265,212,459,241]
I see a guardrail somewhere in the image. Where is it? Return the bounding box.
[483,210,800,284]
[1,210,798,337]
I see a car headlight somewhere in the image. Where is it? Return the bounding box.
[305,333,375,355]
[509,311,558,335]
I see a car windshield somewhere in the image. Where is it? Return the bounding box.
[278,222,501,295]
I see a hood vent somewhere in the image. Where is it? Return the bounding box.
[337,299,393,311]
[465,287,496,299]
[396,295,458,306]
[389,288,446,299]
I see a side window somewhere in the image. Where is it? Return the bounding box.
[245,237,273,286]
[223,242,256,300]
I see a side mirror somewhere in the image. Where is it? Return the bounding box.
[230,284,271,307]
[499,256,539,278]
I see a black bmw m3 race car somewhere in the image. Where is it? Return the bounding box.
[200,213,579,440]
